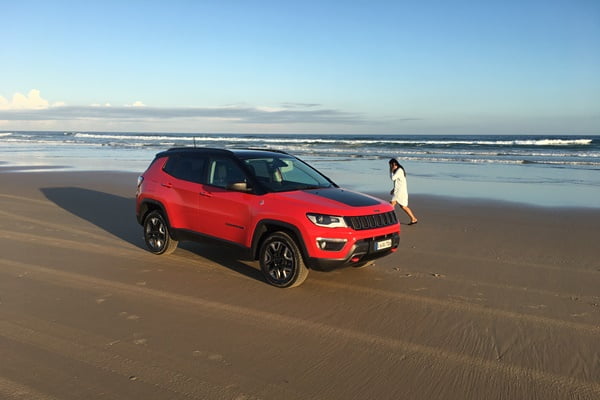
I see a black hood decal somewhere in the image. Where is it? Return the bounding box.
[306,188,381,207]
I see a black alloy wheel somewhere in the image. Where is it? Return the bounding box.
[259,231,309,288]
[143,210,178,255]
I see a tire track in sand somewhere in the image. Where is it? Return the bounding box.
[311,279,600,336]
[0,208,130,250]
[2,230,598,336]
[0,228,241,280]
[0,376,60,400]
[0,317,269,400]
[2,258,599,398]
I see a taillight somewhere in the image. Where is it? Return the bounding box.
[136,176,144,196]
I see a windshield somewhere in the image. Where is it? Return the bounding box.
[243,155,334,192]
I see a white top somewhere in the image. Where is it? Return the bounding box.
[391,168,408,206]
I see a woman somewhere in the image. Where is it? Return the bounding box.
[389,158,418,225]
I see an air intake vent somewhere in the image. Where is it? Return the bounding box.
[344,211,398,230]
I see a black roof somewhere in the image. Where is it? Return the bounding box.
[156,147,290,159]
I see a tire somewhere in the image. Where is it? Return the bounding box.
[259,231,309,288]
[143,210,178,255]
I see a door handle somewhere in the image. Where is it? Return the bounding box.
[161,182,173,188]
[199,191,212,197]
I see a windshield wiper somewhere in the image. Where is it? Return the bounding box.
[299,184,331,190]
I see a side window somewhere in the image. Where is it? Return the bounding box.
[245,159,272,183]
[163,154,207,184]
[207,157,247,188]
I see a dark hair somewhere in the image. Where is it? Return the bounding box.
[389,158,406,176]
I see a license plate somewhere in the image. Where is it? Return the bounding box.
[375,239,392,251]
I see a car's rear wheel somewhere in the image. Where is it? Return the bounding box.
[259,231,309,288]
[143,210,178,255]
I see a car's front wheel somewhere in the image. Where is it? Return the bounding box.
[143,210,178,255]
[259,231,309,288]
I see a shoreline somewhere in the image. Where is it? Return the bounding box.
[2,132,600,208]
[2,164,599,211]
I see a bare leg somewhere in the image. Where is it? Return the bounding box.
[401,205,418,224]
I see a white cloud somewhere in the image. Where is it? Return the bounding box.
[0,89,50,110]
[125,101,146,107]
[0,91,407,133]
[0,92,370,127]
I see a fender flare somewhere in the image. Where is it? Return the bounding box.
[137,199,170,227]
[251,219,309,261]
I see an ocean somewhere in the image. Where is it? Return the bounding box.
[1,131,599,208]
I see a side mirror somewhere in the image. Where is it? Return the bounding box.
[227,181,251,192]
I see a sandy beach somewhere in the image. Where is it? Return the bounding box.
[0,170,599,399]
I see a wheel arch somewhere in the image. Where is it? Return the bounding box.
[251,220,309,263]
[138,199,171,228]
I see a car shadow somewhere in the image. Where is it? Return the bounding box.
[41,187,265,284]
[178,241,265,283]
[41,187,143,247]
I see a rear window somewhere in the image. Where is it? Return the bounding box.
[163,154,207,183]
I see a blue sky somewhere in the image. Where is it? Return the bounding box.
[1,0,598,134]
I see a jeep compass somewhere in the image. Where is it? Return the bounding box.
[136,148,400,288]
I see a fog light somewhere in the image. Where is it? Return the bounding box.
[316,238,347,251]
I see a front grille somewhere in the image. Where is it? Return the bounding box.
[344,211,398,230]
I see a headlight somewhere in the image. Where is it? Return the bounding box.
[307,213,347,228]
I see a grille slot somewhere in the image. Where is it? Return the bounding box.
[345,211,398,230]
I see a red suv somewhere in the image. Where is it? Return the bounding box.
[136,148,400,288]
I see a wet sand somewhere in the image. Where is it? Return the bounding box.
[0,170,599,399]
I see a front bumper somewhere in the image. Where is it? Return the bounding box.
[307,232,400,271]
